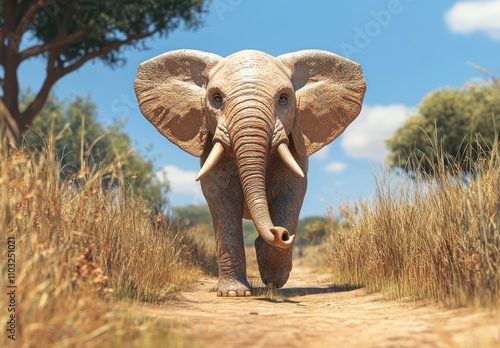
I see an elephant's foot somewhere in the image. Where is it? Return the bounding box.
[217,278,252,297]
[255,236,293,288]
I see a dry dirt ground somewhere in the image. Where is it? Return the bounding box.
[142,265,500,348]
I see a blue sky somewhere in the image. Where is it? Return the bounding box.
[20,0,500,217]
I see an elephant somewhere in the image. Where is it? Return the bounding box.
[134,49,366,297]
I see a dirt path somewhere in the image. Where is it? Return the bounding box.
[143,266,500,348]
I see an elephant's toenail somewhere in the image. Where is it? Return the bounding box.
[228,290,237,297]
[244,290,251,296]
[217,291,222,296]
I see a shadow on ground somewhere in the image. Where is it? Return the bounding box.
[252,284,361,302]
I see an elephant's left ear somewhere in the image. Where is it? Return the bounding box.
[278,50,366,157]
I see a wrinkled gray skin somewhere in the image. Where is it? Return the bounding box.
[134,49,366,297]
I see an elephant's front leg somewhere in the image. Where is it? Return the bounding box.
[200,150,251,297]
[255,149,308,288]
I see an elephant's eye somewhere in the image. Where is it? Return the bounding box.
[214,94,223,103]
[278,94,288,106]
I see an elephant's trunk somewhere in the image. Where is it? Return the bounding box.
[231,115,295,249]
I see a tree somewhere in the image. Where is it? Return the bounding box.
[302,219,328,245]
[387,80,500,175]
[0,0,208,144]
[172,205,213,229]
[24,93,169,211]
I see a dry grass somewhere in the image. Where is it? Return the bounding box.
[325,139,500,307]
[0,134,202,347]
[181,224,218,276]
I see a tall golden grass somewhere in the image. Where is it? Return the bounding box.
[325,137,500,307]
[0,132,204,347]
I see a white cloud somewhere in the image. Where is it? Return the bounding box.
[445,0,500,40]
[324,161,347,173]
[156,165,204,204]
[341,104,412,162]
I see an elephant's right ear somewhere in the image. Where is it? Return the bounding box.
[134,50,222,157]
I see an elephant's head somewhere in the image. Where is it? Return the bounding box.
[134,49,366,249]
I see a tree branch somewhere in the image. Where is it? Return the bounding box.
[20,28,90,61]
[18,71,56,132]
[56,31,154,77]
[14,0,46,38]
[18,30,156,132]
[61,1,75,30]
[17,42,59,130]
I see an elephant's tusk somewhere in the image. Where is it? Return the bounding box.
[196,142,225,181]
[277,143,304,178]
